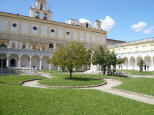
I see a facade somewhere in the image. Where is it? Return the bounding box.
[0,0,107,70]
[109,38,154,71]
[107,38,126,46]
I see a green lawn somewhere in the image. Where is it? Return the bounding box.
[0,75,43,85]
[118,70,154,76]
[0,85,154,115]
[115,78,154,96]
[39,70,109,86]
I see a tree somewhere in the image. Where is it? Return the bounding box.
[92,46,107,75]
[50,41,89,79]
[117,58,125,70]
[137,59,144,72]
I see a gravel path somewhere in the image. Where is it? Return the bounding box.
[22,73,154,105]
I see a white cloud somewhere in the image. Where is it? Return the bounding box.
[100,16,115,31]
[79,18,91,24]
[131,21,147,32]
[143,26,154,34]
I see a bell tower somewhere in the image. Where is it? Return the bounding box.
[29,0,52,20]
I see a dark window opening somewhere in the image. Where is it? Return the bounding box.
[33,26,38,30]
[12,23,17,27]
[66,31,70,35]
[44,13,47,20]
[49,44,54,49]
[51,29,55,33]
[86,23,88,28]
[40,3,43,10]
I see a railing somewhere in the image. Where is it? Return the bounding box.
[0,67,37,75]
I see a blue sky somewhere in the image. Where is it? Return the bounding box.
[0,0,154,41]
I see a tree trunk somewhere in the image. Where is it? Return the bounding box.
[70,70,72,79]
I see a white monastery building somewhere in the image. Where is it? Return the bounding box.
[0,0,106,70]
[0,0,154,71]
[109,38,154,71]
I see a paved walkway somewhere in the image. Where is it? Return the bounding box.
[22,73,154,105]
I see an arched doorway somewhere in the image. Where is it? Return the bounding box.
[9,54,19,67]
[10,59,16,67]
[144,56,151,71]
[130,57,135,70]
[0,53,7,68]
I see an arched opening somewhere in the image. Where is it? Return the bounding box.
[123,57,128,70]
[0,54,7,68]
[130,57,135,70]
[10,59,16,67]
[31,55,40,69]
[43,13,47,20]
[35,12,39,18]
[144,56,151,71]
[9,54,19,67]
[21,55,30,68]
[0,43,7,48]
[42,56,49,70]
[137,56,143,70]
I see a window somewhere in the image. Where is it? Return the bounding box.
[44,13,47,20]
[51,29,55,33]
[40,3,43,10]
[86,23,88,28]
[33,26,37,30]
[49,44,54,49]
[35,12,39,18]
[22,44,26,49]
[66,31,70,35]
[12,23,17,27]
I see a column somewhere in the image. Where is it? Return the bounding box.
[40,56,42,70]
[151,56,153,71]
[49,64,51,70]
[18,56,21,68]
[6,54,9,67]
[135,57,137,70]
[29,56,32,68]
[54,42,56,49]
[128,57,131,70]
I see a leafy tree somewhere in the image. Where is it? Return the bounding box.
[137,59,144,72]
[117,58,125,70]
[50,41,89,79]
[92,46,107,75]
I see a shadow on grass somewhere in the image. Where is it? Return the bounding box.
[64,77,102,81]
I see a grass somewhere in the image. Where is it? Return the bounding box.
[39,70,111,86]
[0,85,154,115]
[117,70,154,76]
[0,75,43,85]
[115,77,154,96]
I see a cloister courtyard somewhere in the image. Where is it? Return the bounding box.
[0,70,154,115]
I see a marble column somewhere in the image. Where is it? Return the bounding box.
[18,56,21,68]
[40,57,42,70]
[29,56,32,68]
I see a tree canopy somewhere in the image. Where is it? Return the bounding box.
[92,46,125,75]
[50,41,89,78]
